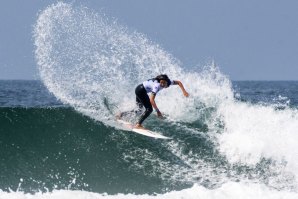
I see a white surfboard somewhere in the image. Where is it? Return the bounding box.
[117,119,171,139]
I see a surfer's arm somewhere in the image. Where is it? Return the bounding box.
[150,93,163,118]
[173,80,189,97]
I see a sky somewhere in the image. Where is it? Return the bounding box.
[1,0,298,80]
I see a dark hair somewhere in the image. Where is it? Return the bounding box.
[155,74,171,86]
[155,74,169,82]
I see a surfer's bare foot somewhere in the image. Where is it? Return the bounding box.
[134,124,145,129]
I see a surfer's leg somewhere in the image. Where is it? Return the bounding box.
[137,97,153,125]
[135,85,153,125]
[135,96,143,115]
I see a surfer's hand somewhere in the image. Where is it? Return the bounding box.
[157,110,164,119]
[183,91,189,97]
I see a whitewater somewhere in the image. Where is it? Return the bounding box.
[1,2,298,199]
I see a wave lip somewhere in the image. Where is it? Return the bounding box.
[33,2,183,126]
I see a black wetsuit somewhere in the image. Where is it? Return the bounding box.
[135,84,153,124]
[120,78,173,125]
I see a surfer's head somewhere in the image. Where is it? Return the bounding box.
[160,79,168,88]
[155,74,171,88]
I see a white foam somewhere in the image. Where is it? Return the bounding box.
[1,182,298,199]
[33,2,298,196]
[216,101,298,178]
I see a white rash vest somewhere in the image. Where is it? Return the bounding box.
[142,79,175,95]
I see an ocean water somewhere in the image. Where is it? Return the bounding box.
[1,80,298,199]
[1,2,298,198]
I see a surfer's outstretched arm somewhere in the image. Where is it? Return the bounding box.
[174,80,189,97]
[149,93,163,118]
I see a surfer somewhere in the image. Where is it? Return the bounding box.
[118,74,189,129]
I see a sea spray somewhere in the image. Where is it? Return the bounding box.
[34,2,234,127]
[34,2,182,126]
[31,2,298,197]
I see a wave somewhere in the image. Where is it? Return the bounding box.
[1,182,298,199]
[0,107,214,194]
[13,1,298,198]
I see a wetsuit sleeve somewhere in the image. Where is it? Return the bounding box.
[172,80,178,85]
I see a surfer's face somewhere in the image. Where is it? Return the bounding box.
[160,80,168,88]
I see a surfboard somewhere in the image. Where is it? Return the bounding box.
[117,119,171,139]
